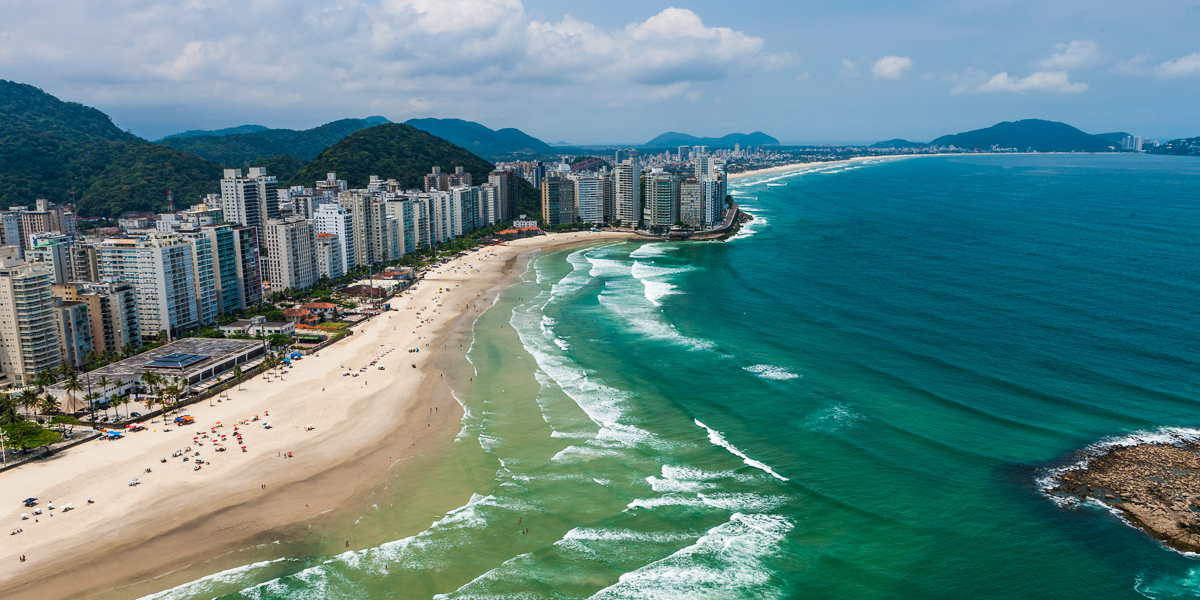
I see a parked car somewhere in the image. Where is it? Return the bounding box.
[130,412,142,418]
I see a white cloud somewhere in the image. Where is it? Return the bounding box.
[0,0,779,124]
[871,55,912,80]
[1154,52,1200,77]
[840,59,862,79]
[975,71,1088,93]
[1040,40,1102,69]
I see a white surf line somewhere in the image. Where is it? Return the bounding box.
[695,419,789,482]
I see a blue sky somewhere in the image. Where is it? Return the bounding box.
[2,0,1198,144]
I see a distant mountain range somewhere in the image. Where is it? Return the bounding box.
[160,124,271,140]
[404,118,556,159]
[644,131,779,148]
[156,117,391,166]
[927,119,1116,152]
[0,79,222,218]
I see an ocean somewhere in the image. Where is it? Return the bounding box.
[141,154,1200,599]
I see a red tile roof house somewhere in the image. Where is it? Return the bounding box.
[282,307,320,326]
[301,302,339,318]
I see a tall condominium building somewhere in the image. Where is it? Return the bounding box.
[680,179,704,228]
[601,173,616,223]
[19,199,76,249]
[614,161,642,224]
[220,167,279,242]
[644,173,680,229]
[703,177,726,228]
[570,174,603,224]
[184,225,239,315]
[313,204,355,273]
[55,299,93,368]
[98,235,201,340]
[315,233,345,280]
[264,216,318,292]
[231,226,262,308]
[315,172,348,196]
[26,232,73,284]
[0,212,23,254]
[54,278,140,356]
[385,197,419,254]
[541,176,577,228]
[477,184,500,227]
[451,186,480,235]
[488,169,519,222]
[694,152,714,180]
[0,246,61,387]
[678,145,690,162]
[424,166,472,193]
[70,242,100,282]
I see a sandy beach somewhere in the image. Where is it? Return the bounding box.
[727,154,919,180]
[0,231,630,600]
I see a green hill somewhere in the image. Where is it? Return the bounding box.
[870,139,924,148]
[644,131,779,148]
[157,117,390,166]
[0,80,221,217]
[404,118,554,159]
[1148,136,1200,156]
[929,119,1115,152]
[291,123,496,190]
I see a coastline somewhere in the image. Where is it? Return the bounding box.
[0,231,631,600]
[727,154,921,180]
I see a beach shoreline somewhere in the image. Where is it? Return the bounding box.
[727,154,921,180]
[0,231,631,600]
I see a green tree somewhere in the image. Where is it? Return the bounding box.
[63,372,83,414]
[1,421,61,450]
[17,389,41,419]
[38,394,61,417]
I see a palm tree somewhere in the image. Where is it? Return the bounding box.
[121,343,136,358]
[141,392,156,416]
[232,365,243,390]
[155,388,166,416]
[83,350,100,368]
[18,389,40,419]
[82,392,101,424]
[63,373,83,414]
[39,394,61,417]
[0,394,20,426]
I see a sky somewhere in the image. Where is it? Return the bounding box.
[2,0,1199,144]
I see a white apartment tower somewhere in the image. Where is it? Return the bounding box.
[220,167,280,242]
[98,235,202,340]
[570,175,603,224]
[264,216,319,292]
[615,160,642,224]
[313,204,355,272]
[0,246,61,387]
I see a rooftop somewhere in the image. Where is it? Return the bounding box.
[48,338,264,388]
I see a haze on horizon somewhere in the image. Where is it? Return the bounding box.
[2,0,1198,144]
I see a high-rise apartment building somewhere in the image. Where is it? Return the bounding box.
[452,186,480,235]
[264,216,319,292]
[425,166,473,192]
[313,204,355,273]
[19,200,76,249]
[69,242,100,282]
[477,184,500,227]
[570,175,603,224]
[180,230,220,324]
[315,233,345,280]
[0,246,61,387]
[680,179,704,228]
[97,235,201,340]
[55,299,92,368]
[220,167,279,242]
[541,176,577,228]
[644,173,680,229]
[54,278,140,356]
[26,232,73,284]
[601,173,616,223]
[488,169,519,222]
[615,161,642,225]
[232,226,262,308]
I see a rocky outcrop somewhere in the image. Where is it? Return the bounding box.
[1050,439,1200,552]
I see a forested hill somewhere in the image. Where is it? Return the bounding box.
[404,118,555,159]
[0,80,221,217]
[929,119,1115,152]
[1148,136,1200,156]
[156,117,391,166]
[291,124,542,219]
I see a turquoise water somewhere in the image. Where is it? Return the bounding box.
[145,154,1200,599]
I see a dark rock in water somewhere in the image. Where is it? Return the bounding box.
[1051,437,1200,552]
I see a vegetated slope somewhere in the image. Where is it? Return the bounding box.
[1148,136,1200,156]
[929,119,1115,152]
[160,124,270,140]
[291,123,495,190]
[158,117,391,165]
[870,139,924,148]
[405,118,555,159]
[0,79,221,217]
[644,131,780,148]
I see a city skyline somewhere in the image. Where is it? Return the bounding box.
[2,1,1198,143]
